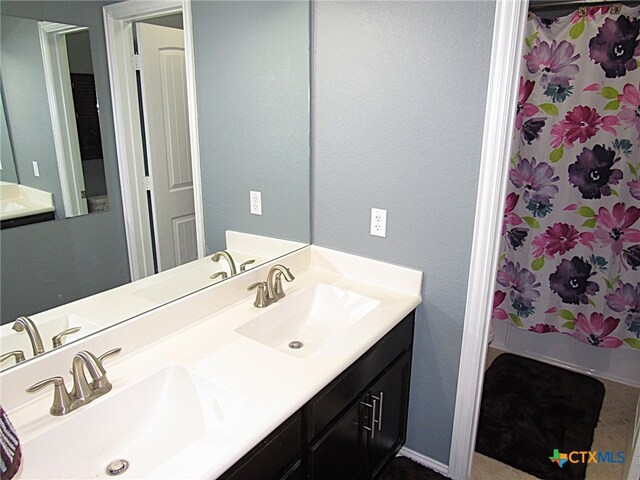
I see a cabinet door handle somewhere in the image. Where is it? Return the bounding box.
[360,398,378,439]
[370,392,384,431]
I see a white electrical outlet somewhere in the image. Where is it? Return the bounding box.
[32,161,40,177]
[250,191,262,215]
[370,208,387,237]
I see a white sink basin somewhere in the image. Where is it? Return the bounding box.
[1,315,101,362]
[17,366,243,479]
[236,284,380,357]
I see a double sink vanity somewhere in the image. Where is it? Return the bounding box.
[0,246,422,479]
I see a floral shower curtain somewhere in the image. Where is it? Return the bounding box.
[492,4,640,350]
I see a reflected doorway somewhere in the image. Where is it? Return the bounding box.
[134,16,197,274]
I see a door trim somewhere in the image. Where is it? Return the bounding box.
[38,21,89,218]
[103,0,204,280]
[447,1,528,479]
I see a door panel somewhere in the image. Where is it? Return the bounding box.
[137,22,196,272]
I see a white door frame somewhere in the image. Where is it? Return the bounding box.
[38,21,89,218]
[448,1,528,479]
[103,0,204,281]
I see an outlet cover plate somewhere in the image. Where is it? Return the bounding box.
[250,191,262,215]
[370,208,387,237]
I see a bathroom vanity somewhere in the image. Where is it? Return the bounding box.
[221,312,414,480]
[0,246,422,479]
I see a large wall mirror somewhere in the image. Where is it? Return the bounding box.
[0,0,310,372]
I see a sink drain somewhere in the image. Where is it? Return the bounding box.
[106,459,129,476]
[288,340,304,349]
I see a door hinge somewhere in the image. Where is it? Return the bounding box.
[133,53,143,71]
[143,176,152,191]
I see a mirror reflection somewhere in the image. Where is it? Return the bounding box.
[0,0,310,372]
[0,15,108,228]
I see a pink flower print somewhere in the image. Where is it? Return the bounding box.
[618,82,640,139]
[529,323,559,333]
[551,106,619,148]
[629,179,640,201]
[525,39,580,87]
[594,202,640,255]
[572,312,623,348]
[532,233,547,258]
[566,106,603,145]
[492,290,508,321]
[502,192,522,235]
[515,77,540,131]
[570,7,610,24]
[545,223,580,257]
[509,157,559,204]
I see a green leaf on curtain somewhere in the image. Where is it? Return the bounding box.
[588,298,597,307]
[578,206,596,218]
[522,216,540,228]
[561,321,575,330]
[604,277,614,290]
[582,218,597,228]
[623,338,640,350]
[509,313,523,327]
[558,309,575,321]
[628,162,638,176]
[539,103,559,115]
[525,37,532,49]
[569,18,585,39]
[600,86,619,99]
[604,99,620,111]
[611,187,619,197]
[550,146,564,163]
[532,257,545,271]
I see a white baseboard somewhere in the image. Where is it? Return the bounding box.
[398,446,450,477]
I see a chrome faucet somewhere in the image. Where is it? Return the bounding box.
[249,264,295,308]
[26,347,121,416]
[12,316,45,357]
[211,250,237,276]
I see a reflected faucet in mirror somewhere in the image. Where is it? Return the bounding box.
[211,250,238,276]
[12,316,45,357]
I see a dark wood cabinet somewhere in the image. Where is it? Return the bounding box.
[219,311,415,480]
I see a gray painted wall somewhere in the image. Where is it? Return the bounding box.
[1,15,66,217]
[0,1,129,324]
[312,1,496,464]
[192,0,310,254]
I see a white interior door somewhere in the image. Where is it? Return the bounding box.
[136,22,196,272]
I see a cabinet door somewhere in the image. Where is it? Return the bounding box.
[220,412,302,480]
[367,352,412,478]
[309,398,367,480]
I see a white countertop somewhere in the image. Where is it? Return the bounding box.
[0,182,55,221]
[2,246,422,479]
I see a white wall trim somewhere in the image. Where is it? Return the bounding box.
[103,0,204,280]
[447,1,528,479]
[399,446,450,477]
[38,21,89,218]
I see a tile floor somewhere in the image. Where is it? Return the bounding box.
[470,347,639,480]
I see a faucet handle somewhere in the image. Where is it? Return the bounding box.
[239,259,256,272]
[97,347,122,364]
[0,350,26,365]
[210,271,228,281]
[248,281,269,308]
[52,326,82,348]
[26,376,73,416]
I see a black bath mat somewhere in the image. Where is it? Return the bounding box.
[378,456,448,480]
[475,353,605,480]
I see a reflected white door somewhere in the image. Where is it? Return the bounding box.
[136,22,197,272]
